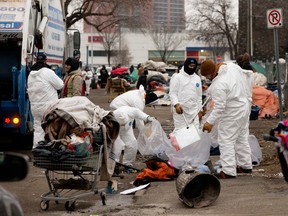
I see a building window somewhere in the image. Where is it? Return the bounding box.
[148,50,185,63]
[89,50,117,57]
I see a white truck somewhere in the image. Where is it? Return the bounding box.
[0,0,80,147]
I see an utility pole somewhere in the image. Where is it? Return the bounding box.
[118,24,121,65]
[249,0,253,58]
[90,24,94,68]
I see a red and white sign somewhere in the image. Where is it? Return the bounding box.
[267,8,283,29]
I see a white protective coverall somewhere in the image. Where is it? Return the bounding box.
[82,69,93,95]
[113,106,150,166]
[169,67,202,131]
[206,63,252,176]
[110,85,146,130]
[27,67,63,148]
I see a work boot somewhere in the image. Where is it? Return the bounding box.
[237,166,252,174]
[214,171,236,179]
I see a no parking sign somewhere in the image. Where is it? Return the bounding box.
[267,8,284,119]
[267,8,283,28]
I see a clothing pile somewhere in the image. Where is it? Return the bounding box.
[33,96,120,180]
[110,67,131,83]
[137,61,170,97]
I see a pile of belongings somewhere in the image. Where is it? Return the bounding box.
[111,67,131,83]
[33,96,120,180]
[252,85,279,118]
[141,60,171,92]
[133,156,179,186]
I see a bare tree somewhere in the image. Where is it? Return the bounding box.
[187,0,238,60]
[113,41,132,66]
[196,29,228,62]
[149,25,184,63]
[99,27,119,66]
[64,0,151,31]
[98,25,131,66]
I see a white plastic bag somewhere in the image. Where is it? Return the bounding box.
[165,132,211,169]
[173,123,201,150]
[249,134,262,166]
[137,120,171,155]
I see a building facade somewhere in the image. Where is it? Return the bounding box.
[238,0,288,62]
[80,1,224,68]
[152,0,185,32]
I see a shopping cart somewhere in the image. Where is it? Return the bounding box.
[263,120,288,182]
[33,130,107,211]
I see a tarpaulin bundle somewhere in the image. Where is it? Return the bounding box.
[133,156,179,186]
[252,85,279,118]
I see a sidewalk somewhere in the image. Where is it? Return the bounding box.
[89,88,288,215]
[134,173,288,215]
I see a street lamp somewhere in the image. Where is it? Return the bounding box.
[86,45,89,66]
[161,22,166,63]
[90,22,94,68]
[115,23,121,65]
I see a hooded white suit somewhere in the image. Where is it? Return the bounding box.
[27,67,63,148]
[113,106,149,165]
[110,85,146,130]
[169,67,202,131]
[206,63,252,176]
[82,69,93,95]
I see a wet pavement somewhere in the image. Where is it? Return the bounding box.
[2,88,288,215]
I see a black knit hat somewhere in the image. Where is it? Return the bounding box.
[184,58,198,75]
[65,57,79,73]
[36,53,47,62]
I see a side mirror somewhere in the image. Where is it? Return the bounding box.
[73,31,81,50]
[0,152,29,181]
[27,35,34,54]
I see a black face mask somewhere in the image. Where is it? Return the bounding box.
[184,65,197,75]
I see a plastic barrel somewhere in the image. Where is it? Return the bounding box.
[176,169,221,208]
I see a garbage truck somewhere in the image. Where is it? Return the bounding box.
[0,0,80,147]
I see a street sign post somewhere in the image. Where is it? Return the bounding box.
[267,8,283,120]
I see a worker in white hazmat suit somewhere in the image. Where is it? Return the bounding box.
[109,85,158,130]
[113,106,155,166]
[200,60,252,179]
[27,53,64,149]
[169,58,203,132]
[82,66,93,96]
[110,85,146,111]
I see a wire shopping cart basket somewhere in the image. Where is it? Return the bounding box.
[33,129,106,212]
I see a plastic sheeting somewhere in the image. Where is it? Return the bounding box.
[252,85,279,118]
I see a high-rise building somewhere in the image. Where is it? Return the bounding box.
[83,0,186,33]
[152,0,185,32]
[81,1,188,66]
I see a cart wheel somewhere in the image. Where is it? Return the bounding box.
[65,201,76,211]
[100,191,106,205]
[40,200,49,211]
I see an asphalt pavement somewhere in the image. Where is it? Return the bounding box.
[2,88,288,216]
